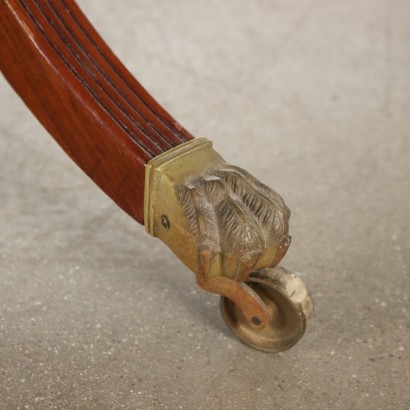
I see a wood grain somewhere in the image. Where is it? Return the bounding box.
[0,0,194,223]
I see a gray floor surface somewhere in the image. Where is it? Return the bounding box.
[1,0,409,409]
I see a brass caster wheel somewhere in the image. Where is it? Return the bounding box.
[220,266,313,352]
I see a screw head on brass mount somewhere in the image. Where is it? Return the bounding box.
[145,138,313,352]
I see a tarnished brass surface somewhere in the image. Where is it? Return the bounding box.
[144,138,312,350]
[220,266,313,352]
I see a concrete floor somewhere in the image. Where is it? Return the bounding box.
[1,0,409,408]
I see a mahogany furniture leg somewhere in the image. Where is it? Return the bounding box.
[0,0,313,352]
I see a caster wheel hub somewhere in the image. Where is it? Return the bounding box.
[220,266,313,352]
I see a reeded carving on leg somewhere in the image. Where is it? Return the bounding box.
[175,164,291,283]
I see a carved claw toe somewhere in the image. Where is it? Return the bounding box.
[145,137,291,287]
[175,164,290,281]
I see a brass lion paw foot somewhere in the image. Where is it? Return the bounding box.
[145,138,313,352]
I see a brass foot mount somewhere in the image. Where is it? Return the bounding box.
[144,138,313,352]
